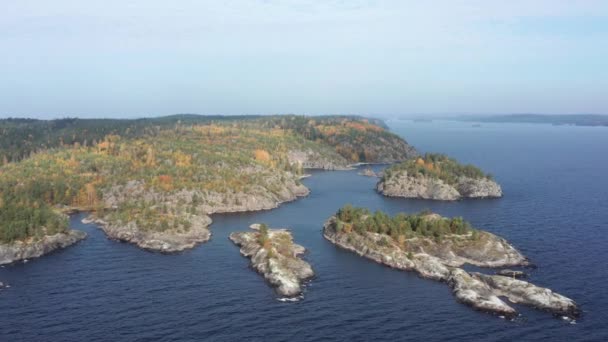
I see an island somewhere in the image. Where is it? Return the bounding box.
[230,223,314,297]
[323,205,579,318]
[0,115,417,255]
[377,153,502,200]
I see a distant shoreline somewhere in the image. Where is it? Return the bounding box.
[430,114,607,127]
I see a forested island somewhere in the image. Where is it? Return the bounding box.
[323,205,579,318]
[377,153,502,200]
[230,223,314,297]
[0,115,417,260]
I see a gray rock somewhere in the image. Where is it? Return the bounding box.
[323,216,578,319]
[449,268,517,317]
[0,230,87,265]
[456,177,503,198]
[96,169,311,252]
[474,273,579,317]
[287,149,351,170]
[377,173,502,201]
[95,214,212,253]
[230,226,314,297]
[358,168,378,177]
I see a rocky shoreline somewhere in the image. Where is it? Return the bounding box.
[0,230,87,265]
[84,215,212,253]
[377,173,502,200]
[230,224,314,297]
[90,174,310,253]
[288,149,352,170]
[323,215,579,319]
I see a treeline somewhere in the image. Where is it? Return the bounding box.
[0,114,407,165]
[0,119,360,241]
[333,205,474,241]
[0,116,414,242]
[383,153,491,185]
[0,115,263,163]
[249,115,410,162]
[0,197,68,242]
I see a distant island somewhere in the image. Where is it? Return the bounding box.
[449,114,608,127]
[0,115,417,260]
[323,205,579,318]
[377,153,502,200]
[230,223,314,298]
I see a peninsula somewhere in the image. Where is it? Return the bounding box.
[0,115,417,257]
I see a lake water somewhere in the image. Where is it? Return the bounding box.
[1,120,607,341]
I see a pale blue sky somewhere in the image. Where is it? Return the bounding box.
[1,1,607,118]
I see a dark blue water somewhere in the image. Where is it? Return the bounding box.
[1,120,607,342]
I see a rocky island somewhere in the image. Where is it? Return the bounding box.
[323,205,578,318]
[0,115,417,254]
[230,223,314,297]
[377,154,502,200]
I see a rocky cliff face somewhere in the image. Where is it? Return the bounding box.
[230,224,314,297]
[323,216,578,319]
[0,230,86,265]
[377,172,502,200]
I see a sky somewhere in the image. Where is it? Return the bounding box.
[1,0,607,118]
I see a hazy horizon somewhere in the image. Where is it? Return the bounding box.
[2,112,607,122]
[2,1,607,118]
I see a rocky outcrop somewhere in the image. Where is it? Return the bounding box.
[377,173,502,200]
[448,268,517,317]
[94,170,310,253]
[448,270,579,318]
[456,177,503,198]
[0,230,86,265]
[473,272,579,317]
[103,173,310,215]
[288,149,351,170]
[89,215,212,253]
[230,224,314,297]
[323,216,578,319]
[358,168,378,177]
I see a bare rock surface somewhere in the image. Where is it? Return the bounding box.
[93,171,309,252]
[378,173,502,200]
[287,149,351,170]
[230,225,314,297]
[90,215,212,253]
[323,215,578,319]
[358,168,378,177]
[0,230,86,265]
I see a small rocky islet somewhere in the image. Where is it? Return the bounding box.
[323,205,579,319]
[377,153,502,200]
[230,223,314,298]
